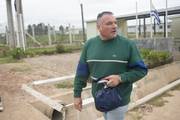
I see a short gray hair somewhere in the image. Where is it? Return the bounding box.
[96,11,114,25]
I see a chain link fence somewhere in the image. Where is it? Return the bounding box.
[135,38,174,52]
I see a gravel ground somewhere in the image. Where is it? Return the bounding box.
[0,52,80,120]
[0,52,180,120]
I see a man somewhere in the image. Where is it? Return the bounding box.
[73,11,147,120]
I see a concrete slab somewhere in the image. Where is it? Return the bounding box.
[0,96,3,112]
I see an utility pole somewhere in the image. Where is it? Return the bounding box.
[80,3,86,42]
[53,26,57,43]
[15,0,26,51]
[6,0,16,48]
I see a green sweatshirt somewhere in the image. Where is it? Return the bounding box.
[74,35,147,106]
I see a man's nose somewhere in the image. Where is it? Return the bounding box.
[112,23,117,28]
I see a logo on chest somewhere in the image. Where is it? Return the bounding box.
[112,54,117,58]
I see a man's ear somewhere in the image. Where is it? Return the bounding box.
[97,24,100,30]
[97,25,101,31]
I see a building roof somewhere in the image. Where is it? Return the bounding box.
[87,6,180,23]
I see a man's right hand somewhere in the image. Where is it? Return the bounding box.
[74,97,82,111]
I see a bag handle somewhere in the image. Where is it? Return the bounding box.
[97,79,108,88]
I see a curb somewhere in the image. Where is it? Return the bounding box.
[128,79,180,110]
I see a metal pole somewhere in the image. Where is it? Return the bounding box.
[5,26,9,45]
[80,3,86,42]
[48,24,52,46]
[32,25,35,39]
[154,18,156,35]
[165,0,168,38]
[164,15,166,37]
[139,19,141,37]
[150,0,153,38]
[72,26,75,42]
[135,1,138,39]
[143,18,146,38]
[69,24,72,44]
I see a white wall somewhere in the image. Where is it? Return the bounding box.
[86,21,98,40]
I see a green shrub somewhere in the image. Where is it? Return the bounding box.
[11,48,25,60]
[56,44,66,53]
[25,50,36,57]
[140,49,173,68]
[157,51,170,62]
[140,48,150,59]
[0,45,10,57]
[42,49,55,55]
[25,47,56,57]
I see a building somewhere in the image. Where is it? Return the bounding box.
[86,6,180,40]
[171,15,180,51]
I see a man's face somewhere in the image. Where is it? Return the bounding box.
[97,14,117,40]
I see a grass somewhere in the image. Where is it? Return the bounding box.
[0,43,83,64]
[25,47,56,57]
[0,56,20,64]
[25,44,82,57]
[146,86,177,107]
[126,110,143,120]
[127,96,168,120]
[170,84,180,91]
[55,80,74,88]
[147,93,171,107]
[9,64,31,72]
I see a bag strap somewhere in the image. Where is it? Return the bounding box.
[91,76,108,88]
[90,76,106,82]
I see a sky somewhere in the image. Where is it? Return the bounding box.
[0,0,180,31]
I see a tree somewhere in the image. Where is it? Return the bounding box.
[44,25,48,34]
[27,24,32,35]
[33,24,37,35]
[59,25,64,34]
[65,26,69,34]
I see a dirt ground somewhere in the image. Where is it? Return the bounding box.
[0,52,180,120]
[125,86,180,120]
[0,52,80,120]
